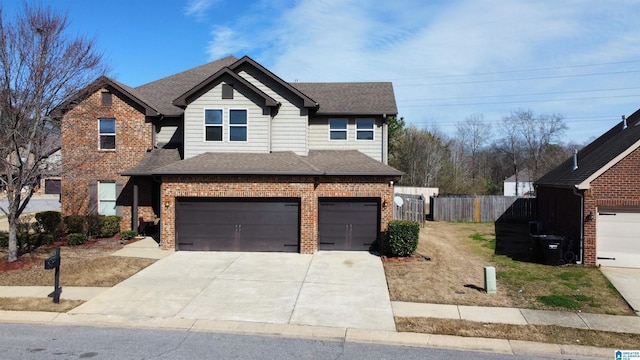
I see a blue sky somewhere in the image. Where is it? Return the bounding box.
[3,0,640,144]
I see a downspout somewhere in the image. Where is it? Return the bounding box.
[572,186,584,264]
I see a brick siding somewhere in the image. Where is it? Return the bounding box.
[582,146,640,265]
[61,88,154,230]
[160,175,394,253]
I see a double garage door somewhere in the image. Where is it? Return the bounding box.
[596,208,640,268]
[175,198,379,252]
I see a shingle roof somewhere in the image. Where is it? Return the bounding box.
[121,148,182,176]
[150,150,403,177]
[135,56,238,116]
[535,108,640,188]
[292,82,397,116]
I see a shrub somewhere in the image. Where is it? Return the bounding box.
[35,211,63,240]
[0,231,7,247]
[99,215,121,238]
[64,215,86,234]
[388,220,420,257]
[119,230,138,240]
[86,214,104,238]
[38,233,54,246]
[67,233,87,246]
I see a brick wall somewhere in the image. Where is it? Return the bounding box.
[61,87,154,230]
[160,175,394,253]
[583,146,640,265]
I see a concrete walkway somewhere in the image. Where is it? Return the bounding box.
[600,266,640,314]
[0,238,630,358]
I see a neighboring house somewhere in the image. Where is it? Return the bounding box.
[503,171,534,197]
[535,111,640,268]
[55,55,402,253]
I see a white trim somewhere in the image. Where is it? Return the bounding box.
[355,118,375,141]
[329,118,348,141]
[98,118,116,151]
[204,108,223,142]
[577,138,640,189]
[229,108,248,142]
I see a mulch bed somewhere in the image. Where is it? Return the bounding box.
[381,254,430,263]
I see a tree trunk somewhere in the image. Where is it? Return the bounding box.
[7,214,17,262]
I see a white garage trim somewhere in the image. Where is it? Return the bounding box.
[596,207,640,268]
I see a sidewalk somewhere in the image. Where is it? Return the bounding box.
[0,238,627,358]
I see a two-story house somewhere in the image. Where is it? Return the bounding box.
[55,56,402,253]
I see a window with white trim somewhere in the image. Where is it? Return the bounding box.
[99,118,116,150]
[98,181,116,216]
[356,118,374,140]
[329,118,348,140]
[205,109,223,141]
[229,109,247,141]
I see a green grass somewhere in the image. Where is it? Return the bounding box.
[457,222,633,314]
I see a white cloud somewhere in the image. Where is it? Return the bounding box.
[185,0,217,19]
[202,0,640,143]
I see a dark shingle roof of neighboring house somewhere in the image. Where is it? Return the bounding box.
[147,150,403,177]
[535,108,640,189]
[292,82,397,116]
[121,148,182,176]
[135,56,239,116]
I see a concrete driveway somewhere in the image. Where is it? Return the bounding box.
[600,267,640,315]
[69,251,396,331]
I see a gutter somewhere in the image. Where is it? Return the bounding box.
[572,186,584,264]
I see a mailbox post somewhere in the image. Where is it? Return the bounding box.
[44,246,61,303]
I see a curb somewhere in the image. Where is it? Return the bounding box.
[0,310,615,358]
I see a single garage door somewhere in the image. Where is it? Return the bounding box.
[318,199,379,251]
[176,198,299,252]
[596,207,640,268]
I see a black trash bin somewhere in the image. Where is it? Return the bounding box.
[538,235,565,266]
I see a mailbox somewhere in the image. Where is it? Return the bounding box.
[44,254,60,270]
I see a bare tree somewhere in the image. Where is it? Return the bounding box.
[394,125,447,187]
[0,4,105,262]
[456,114,492,179]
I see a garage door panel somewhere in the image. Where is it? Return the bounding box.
[318,199,378,251]
[176,199,299,252]
[597,208,640,268]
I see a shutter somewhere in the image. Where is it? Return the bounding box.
[88,181,98,214]
[115,181,124,217]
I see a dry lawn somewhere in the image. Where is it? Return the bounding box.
[0,238,155,312]
[385,221,632,314]
[0,239,155,287]
[396,317,640,349]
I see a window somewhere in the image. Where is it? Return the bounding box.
[329,118,348,140]
[205,109,223,141]
[356,119,375,140]
[101,91,112,106]
[229,110,247,141]
[98,181,116,216]
[99,118,116,150]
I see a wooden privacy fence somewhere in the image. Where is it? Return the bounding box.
[393,193,425,226]
[431,196,536,223]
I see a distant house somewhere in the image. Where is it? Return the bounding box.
[535,111,640,268]
[503,170,534,197]
[54,55,402,253]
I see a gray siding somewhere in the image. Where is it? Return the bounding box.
[308,117,385,162]
[155,118,182,146]
[238,70,308,155]
[184,82,270,159]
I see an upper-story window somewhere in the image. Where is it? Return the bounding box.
[99,118,116,150]
[229,109,247,141]
[101,91,112,106]
[356,118,374,140]
[329,118,348,140]
[205,109,223,141]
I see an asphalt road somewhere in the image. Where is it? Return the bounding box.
[0,323,558,360]
[0,196,61,215]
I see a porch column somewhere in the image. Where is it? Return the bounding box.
[132,177,138,232]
